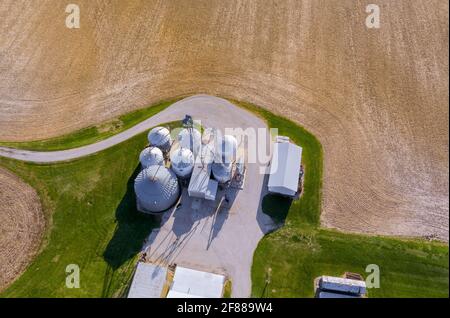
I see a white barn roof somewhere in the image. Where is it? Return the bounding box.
[128,263,167,298]
[319,276,367,295]
[268,141,302,197]
[188,144,217,201]
[168,266,226,298]
[188,161,212,199]
[167,290,202,298]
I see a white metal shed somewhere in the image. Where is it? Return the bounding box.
[167,266,226,298]
[268,141,302,197]
[188,161,212,199]
[188,144,217,201]
[128,263,167,298]
[319,276,367,295]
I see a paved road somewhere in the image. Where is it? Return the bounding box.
[0,95,275,297]
[0,95,259,163]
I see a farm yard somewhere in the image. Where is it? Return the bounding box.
[0,0,448,298]
[0,98,448,297]
[1,0,447,241]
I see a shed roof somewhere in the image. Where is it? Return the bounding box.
[167,290,202,298]
[128,263,167,298]
[319,276,367,295]
[188,161,212,199]
[188,145,216,200]
[168,266,226,298]
[268,141,302,196]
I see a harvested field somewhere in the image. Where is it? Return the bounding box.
[0,0,448,240]
[0,167,44,291]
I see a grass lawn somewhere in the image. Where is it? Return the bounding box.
[0,98,447,298]
[0,98,181,151]
[232,100,449,298]
[0,122,179,297]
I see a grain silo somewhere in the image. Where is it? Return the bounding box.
[178,128,201,157]
[212,162,232,184]
[216,135,237,164]
[134,165,180,214]
[139,147,164,168]
[148,127,172,152]
[170,147,195,178]
[199,143,215,165]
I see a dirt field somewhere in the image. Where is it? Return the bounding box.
[0,0,448,240]
[0,167,44,291]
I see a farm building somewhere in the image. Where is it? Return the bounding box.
[186,135,238,201]
[315,275,367,298]
[268,137,302,197]
[128,263,168,298]
[187,144,218,201]
[167,266,226,298]
[128,263,226,298]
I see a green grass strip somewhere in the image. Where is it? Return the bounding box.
[0,98,181,151]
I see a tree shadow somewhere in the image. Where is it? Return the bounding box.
[103,165,158,270]
[255,173,289,234]
[261,193,292,225]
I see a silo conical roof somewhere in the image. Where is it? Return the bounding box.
[216,135,237,164]
[212,162,232,184]
[139,147,164,168]
[134,165,180,213]
[178,128,201,157]
[148,126,172,151]
[170,147,195,178]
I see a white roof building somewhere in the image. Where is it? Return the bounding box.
[188,144,218,201]
[128,263,167,298]
[268,139,302,197]
[319,276,367,295]
[188,161,218,201]
[167,266,226,298]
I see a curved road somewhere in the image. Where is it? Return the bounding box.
[0,95,263,163]
[0,95,274,298]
